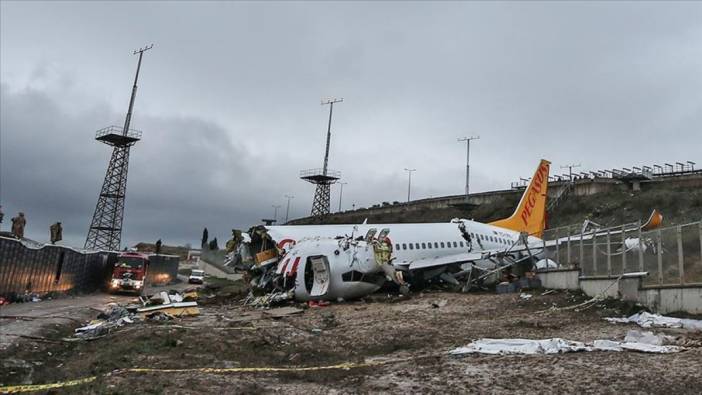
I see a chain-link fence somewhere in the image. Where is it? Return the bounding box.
[542,220,702,286]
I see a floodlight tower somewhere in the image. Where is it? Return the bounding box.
[85,45,153,251]
[301,97,343,217]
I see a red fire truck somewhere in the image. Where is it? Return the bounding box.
[109,252,149,294]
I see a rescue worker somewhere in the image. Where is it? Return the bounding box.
[49,222,63,244]
[11,212,26,239]
[155,239,162,254]
[0,205,4,231]
[372,229,406,287]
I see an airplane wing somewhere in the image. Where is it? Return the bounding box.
[402,252,486,271]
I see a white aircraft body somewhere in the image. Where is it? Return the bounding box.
[248,159,552,302]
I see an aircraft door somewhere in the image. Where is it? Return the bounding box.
[305,256,330,298]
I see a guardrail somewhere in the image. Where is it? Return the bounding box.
[541,220,702,287]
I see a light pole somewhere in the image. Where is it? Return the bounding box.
[404,168,416,202]
[560,163,581,182]
[338,182,348,212]
[284,195,294,223]
[457,136,479,197]
[272,205,281,223]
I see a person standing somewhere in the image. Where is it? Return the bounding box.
[155,239,162,255]
[11,212,26,239]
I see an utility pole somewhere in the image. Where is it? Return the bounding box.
[457,136,479,197]
[284,195,294,224]
[338,182,348,212]
[272,205,281,223]
[561,163,581,182]
[404,168,416,202]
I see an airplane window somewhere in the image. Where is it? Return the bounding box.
[415,243,420,249]
[440,242,445,248]
[409,243,414,250]
[428,243,432,249]
[453,241,458,248]
[447,241,452,248]
[479,234,483,240]
[395,244,400,250]
[402,243,407,250]
[459,241,464,247]
[434,242,439,248]
[421,243,426,249]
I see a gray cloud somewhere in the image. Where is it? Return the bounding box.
[1,1,701,247]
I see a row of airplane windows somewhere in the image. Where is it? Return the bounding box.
[394,233,513,252]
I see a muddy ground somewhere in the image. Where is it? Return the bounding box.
[2,288,702,394]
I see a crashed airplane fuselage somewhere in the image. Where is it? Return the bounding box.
[239,159,553,302]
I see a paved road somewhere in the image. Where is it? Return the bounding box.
[0,275,201,350]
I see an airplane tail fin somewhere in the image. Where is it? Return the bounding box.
[490,159,551,238]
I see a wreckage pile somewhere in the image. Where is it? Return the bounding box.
[72,289,200,340]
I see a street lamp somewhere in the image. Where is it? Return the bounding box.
[284,195,294,223]
[457,136,479,197]
[338,182,348,212]
[272,205,281,223]
[404,168,416,202]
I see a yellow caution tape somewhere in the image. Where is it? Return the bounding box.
[0,376,97,394]
[1,355,432,393]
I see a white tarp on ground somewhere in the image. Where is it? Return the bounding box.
[449,334,683,356]
[605,312,702,331]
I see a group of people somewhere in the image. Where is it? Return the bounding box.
[0,206,62,244]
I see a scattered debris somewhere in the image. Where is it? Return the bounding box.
[540,290,556,296]
[137,302,199,318]
[605,312,702,331]
[74,303,137,340]
[308,300,331,308]
[263,307,304,318]
[519,293,533,300]
[431,299,448,308]
[449,336,684,356]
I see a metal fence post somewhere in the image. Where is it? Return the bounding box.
[554,229,559,271]
[657,229,663,285]
[638,220,644,273]
[566,228,571,267]
[579,230,584,271]
[677,225,684,285]
[593,231,598,275]
[606,229,612,276]
[621,224,627,272]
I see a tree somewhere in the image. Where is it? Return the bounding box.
[208,237,218,251]
[201,227,209,248]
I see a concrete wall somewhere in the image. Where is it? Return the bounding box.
[536,269,702,314]
[536,269,580,290]
[638,287,702,314]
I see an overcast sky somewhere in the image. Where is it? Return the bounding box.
[1,1,701,248]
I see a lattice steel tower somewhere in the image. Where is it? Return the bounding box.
[301,98,343,217]
[85,45,152,251]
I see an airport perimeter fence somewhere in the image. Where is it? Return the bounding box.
[541,220,702,287]
[0,236,116,300]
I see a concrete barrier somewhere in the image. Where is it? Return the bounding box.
[199,259,241,281]
[536,269,580,290]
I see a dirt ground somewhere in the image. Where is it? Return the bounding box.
[2,287,702,394]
